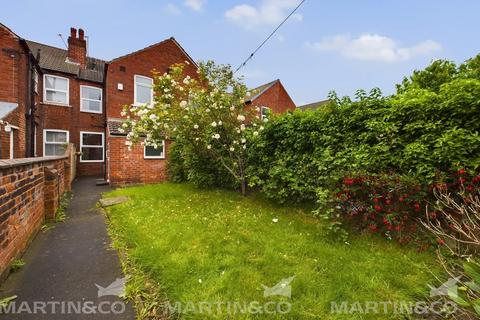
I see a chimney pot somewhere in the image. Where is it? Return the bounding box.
[78,29,84,40]
[70,27,77,38]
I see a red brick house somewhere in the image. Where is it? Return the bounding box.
[0,23,297,185]
[105,38,198,186]
[246,79,296,120]
[0,23,38,160]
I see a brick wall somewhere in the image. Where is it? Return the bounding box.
[0,144,75,280]
[0,25,29,159]
[108,136,170,186]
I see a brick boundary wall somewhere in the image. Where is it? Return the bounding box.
[0,144,76,281]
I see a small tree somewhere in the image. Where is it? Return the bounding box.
[120,61,265,195]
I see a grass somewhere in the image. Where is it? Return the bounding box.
[104,183,441,319]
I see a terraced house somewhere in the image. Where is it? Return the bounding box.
[0,23,296,185]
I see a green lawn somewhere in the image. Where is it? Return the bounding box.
[104,183,440,319]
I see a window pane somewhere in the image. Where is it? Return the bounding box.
[46,131,67,143]
[45,76,67,91]
[81,147,103,161]
[46,90,67,104]
[45,144,65,156]
[136,76,152,85]
[136,85,152,104]
[82,100,101,112]
[145,145,163,157]
[82,133,103,146]
[82,87,101,100]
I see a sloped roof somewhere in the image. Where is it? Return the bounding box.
[107,119,126,136]
[0,102,18,120]
[246,79,279,102]
[110,37,197,68]
[297,99,330,111]
[25,40,106,83]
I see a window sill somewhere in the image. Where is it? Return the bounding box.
[144,157,165,160]
[80,109,103,115]
[42,101,71,107]
[79,160,105,163]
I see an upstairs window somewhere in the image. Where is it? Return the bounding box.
[134,75,153,106]
[80,132,104,162]
[144,141,165,159]
[261,106,270,121]
[44,130,69,156]
[80,86,102,113]
[44,75,69,105]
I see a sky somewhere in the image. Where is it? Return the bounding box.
[2,0,479,105]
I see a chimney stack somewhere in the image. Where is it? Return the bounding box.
[67,27,87,67]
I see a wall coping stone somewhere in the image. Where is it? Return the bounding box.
[0,156,68,169]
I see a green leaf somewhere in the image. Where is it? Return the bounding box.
[465,281,480,293]
[447,287,470,307]
[473,299,480,315]
[464,260,480,284]
[0,295,17,308]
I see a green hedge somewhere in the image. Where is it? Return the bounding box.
[248,55,480,203]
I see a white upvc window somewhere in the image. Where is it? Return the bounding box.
[134,75,153,106]
[261,106,270,120]
[144,141,165,159]
[80,86,102,114]
[80,131,104,163]
[43,129,69,156]
[43,74,69,105]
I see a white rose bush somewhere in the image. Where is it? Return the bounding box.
[121,61,264,195]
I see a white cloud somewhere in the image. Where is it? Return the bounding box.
[165,3,181,15]
[305,33,441,62]
[184,0,205,11]
[225,0,303,31]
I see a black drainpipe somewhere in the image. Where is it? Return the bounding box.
[103,63,108,180]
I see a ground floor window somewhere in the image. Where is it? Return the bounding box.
[144,141,165,159]
[44,129,69,156]
[80,131,104,162]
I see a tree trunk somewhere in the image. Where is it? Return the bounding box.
[240,177,247,196]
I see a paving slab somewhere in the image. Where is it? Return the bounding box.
[0,177,135,319]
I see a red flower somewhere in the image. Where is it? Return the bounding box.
[413,202,421,212]
[436,238,445,246]
[374,204,382,212]
[458,169,466,175]
[385,199,392,205]
[343,178,355,186]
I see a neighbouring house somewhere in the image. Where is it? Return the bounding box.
[0,22,297,186]
[0,23,39,160]
[246,79,296,120]
[297,99,330,112]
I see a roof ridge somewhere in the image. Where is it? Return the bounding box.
[110,37,174,62]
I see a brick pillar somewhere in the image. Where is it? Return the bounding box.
[44,168,59,220]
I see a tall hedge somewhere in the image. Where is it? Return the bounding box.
[248,55,480,203]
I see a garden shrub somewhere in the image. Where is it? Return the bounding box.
[248,54,480,241]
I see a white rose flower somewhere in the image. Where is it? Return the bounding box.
[195,137,200,141]
[205,108,210,113]
[218,121,222,126]
[253,131,259,136]
[180,101,187,108]
[149,114,157,120]
[241,138,246,143]
[211,121,217,127]
[230,106,235,111]
[237,115,245,122]
[125,140,132,146]
[259,126,264,131]
[243,145,246,149]
[240,124,246,131]
[194,124,199,129]
[229,147,235,152]
[207,145,211,149]
[214,134,220,139]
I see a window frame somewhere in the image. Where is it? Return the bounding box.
[43,129,69,157]
[80,131,105,163]
[133,75,153,106]
[261,106,270,121]
[80,85,103,114]
[144,141,166,159]
[43,74,70,106]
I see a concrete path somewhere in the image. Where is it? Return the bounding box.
[0,177,135,319]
